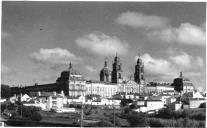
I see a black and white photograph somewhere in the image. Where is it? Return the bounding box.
[1,1,206,127]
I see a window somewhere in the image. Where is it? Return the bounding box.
[52,101,57,104]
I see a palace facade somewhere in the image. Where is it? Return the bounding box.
[11,54,149,98]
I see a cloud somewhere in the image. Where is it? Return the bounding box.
[1,64,12,74]
[86,66,97,73]
[169,52,192,68]
[116,12,169,29]
[176,23,206,46]
[169,52,204,69]
[138,53,177,77]
[31,48,81,64]
[148,23,206,46]
[135,52,204,81]
[75,31,129,55]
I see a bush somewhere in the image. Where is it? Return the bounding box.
[30,112,42,121]
[156,108,173,119]
[127,112,148,127]
[98,119,113,127]
[120,99,133,107]
[199,102,206,108]
[191,113,206,121]
[182,110,190,118]
[183,118,200,127]
[1,84,11,98]
[1,103,6,112]
[115,116,129,127]
[7,103,17,110]
[18,106,42,121]
[148,118,164,127]
[129,104,137,109]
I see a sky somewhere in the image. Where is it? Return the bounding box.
[1,2,206,91]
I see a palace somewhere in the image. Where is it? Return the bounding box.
[11,54,145,98]
[10,54,196,98]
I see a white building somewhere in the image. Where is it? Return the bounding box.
[119,80,144,95]
[134,100,164,112]
[37,92,64,111]
[85,81,118,98]
[144,84,174,95]
[20,94,31,102]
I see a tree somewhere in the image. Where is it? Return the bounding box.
[129,104,137,109]
[1,103,7,112]
[199,102,206,108]
[1,84,11,98]
[120,99,133,107]
[127,112,148,127]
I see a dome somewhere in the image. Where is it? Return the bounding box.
[61,70,69,77]
[100,67,110,75]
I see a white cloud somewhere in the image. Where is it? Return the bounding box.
[31,48,81,64]
[176,23,206,46]
[139,53,177,77]
[116,12,169,29]
[196,56,204,68]
[86,66,97,73]
[75,31,128,55]
[169,52,192,68]
[135,53,204,81]
[148,23,206,46]
[170,52,204,69]
[1,64,12,74]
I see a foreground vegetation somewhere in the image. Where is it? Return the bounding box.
[1,101,206,127]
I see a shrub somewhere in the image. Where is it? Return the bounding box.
[120,99,133,107]
[98,119,113,127]
[182,110,190,118]
[183,118,200,127]
[148,118,164,127]
[1,84,11,98]
[129,104,137,109]
[30,112,42,121]
[1,103,6,112]
[127,112,148,127]
[157,108,173,119]
[115,116,129,127]
[7,103,17,110]
[191,113,206,121]
[18,106,42,121]
[199,102,206,108]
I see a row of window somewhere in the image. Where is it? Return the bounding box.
[86,87,116,91]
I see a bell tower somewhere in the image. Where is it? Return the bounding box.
[134,54,145,84]
[111,53,123,83]
[100,57,111,83]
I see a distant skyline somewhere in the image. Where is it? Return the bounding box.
[1,2,206,91]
